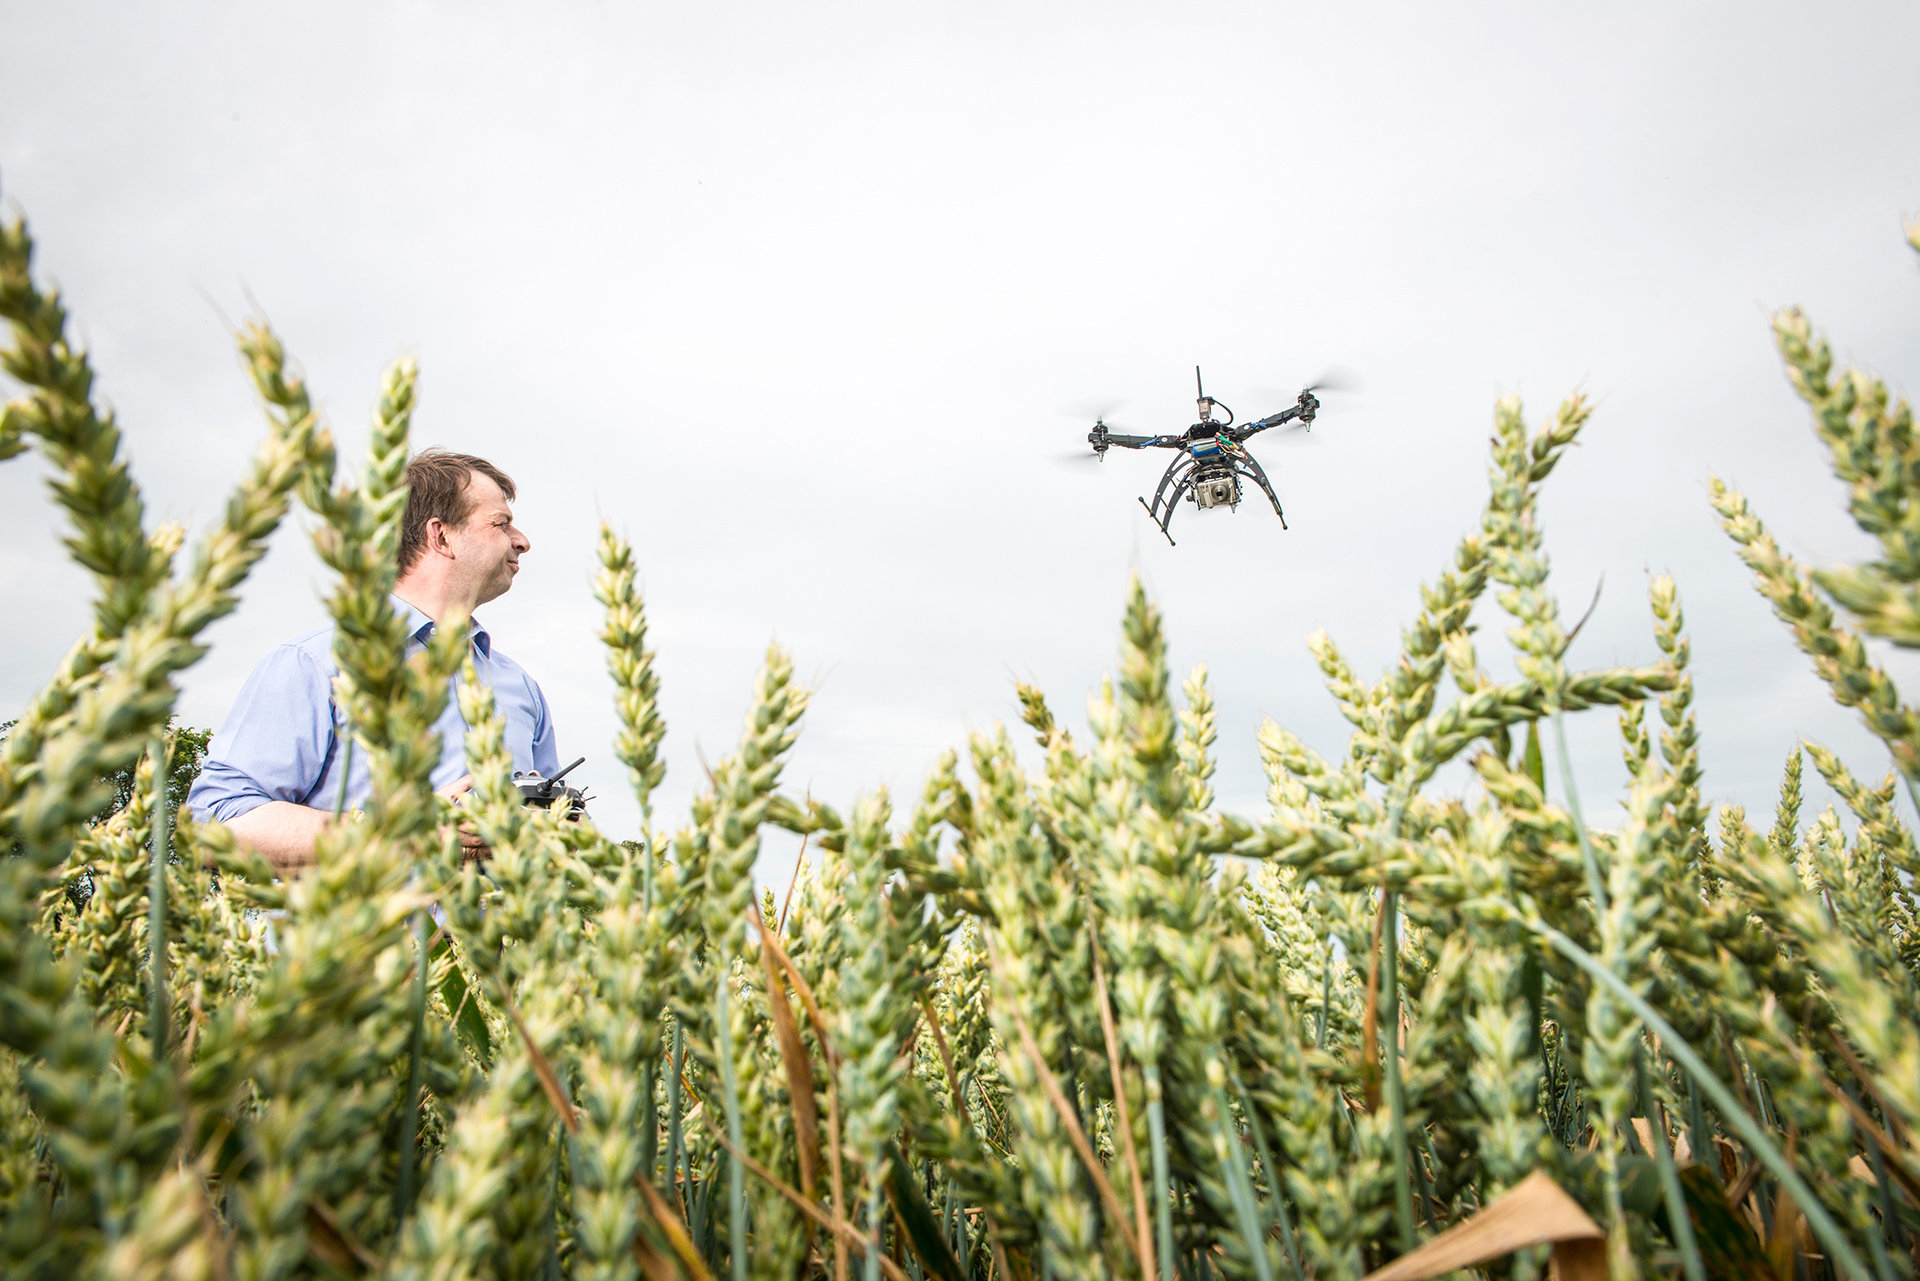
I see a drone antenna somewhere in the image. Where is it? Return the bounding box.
[1195,365,1215,424]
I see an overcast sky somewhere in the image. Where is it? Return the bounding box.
[4,1,1919,881]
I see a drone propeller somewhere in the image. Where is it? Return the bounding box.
[1049,413,1122,468]
[1057,397,1129,425]
[1301,364,1365,396]
[1244,366,1365,425]
[1067,395,1121,420]
[1248,366,1365,399]
[1263,418,1323,443]
[1050,449,1108,467]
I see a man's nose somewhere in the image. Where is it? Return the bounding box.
[513,527,531,553]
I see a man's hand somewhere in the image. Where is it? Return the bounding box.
[437,774,491,863]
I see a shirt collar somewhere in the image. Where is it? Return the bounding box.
[391,594,491,657]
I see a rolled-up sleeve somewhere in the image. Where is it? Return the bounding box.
[186,644,338,822]
[529,679,560,776]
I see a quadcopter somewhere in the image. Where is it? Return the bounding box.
[1083,367,1324,545]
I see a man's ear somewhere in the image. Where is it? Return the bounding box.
[425,517,454,558]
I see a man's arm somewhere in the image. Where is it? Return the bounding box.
[226,776,484,872]
[186,642,343,871]
[224,801,341,873]
[192,637,493,873]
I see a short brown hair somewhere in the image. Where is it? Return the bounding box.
[397,449,518,575]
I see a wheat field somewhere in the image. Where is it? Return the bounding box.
[3,198,1919,1281]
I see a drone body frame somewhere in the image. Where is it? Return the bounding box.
[1087,367,1319,545]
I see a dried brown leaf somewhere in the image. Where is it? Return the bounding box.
[1360,1171,1602,1281]
[756,912,849,1281]
[758,912,821,1198]
[503,997,579,1135]
[635,1177,719,1281]
[305,1197,378,1273]
[916,991,1015,1281]
[1090,923,1154,1281]
[710,1128,910,1281]
[1548,1239,1608,1281]
[1007,1003,1147,1278]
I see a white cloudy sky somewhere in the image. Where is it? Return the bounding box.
[4,1,1919,881]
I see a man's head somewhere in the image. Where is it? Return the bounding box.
[396,449,529,608]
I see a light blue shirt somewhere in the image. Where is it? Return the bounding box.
[188,597,559,822]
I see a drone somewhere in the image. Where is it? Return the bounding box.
[1083,367,1324,545]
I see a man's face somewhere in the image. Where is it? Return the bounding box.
[448,472,530,605]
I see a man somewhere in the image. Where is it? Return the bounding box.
[188,449,559,871]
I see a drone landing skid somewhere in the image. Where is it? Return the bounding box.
[1237,451,1289,528]
[1137,453,1288,546]
[1139,455,1199,545]
[1139,494,1180,546]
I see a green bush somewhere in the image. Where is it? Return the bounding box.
[3,198,1918,1281]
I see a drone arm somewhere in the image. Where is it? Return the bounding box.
[1101,432,1178,450]
[1233,387,1322,442]
[1231,405,1301,443]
